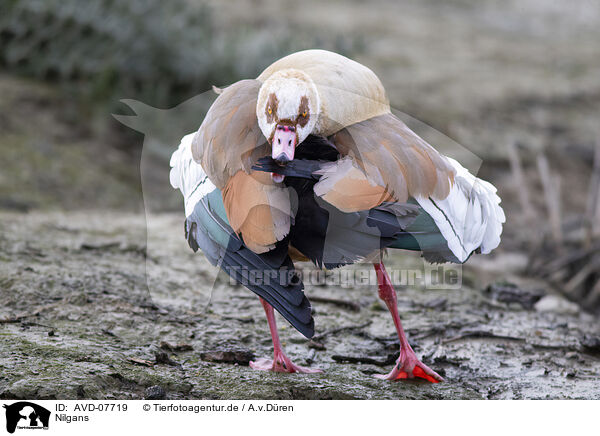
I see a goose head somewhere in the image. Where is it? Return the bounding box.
[256,69,320,178]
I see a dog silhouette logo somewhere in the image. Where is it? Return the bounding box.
[3,402,50,433]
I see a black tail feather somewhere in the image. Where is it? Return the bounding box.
[220,248,314,337]
[252,157,327,180]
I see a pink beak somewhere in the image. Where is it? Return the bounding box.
[271,125,296,164]
[270,125,296,183]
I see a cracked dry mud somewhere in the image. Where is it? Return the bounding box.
[1,211,599,399]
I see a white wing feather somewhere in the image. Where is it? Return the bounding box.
[169,133,216,217]
[415,157,506,262]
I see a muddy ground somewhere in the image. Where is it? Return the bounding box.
[1,211,599,400]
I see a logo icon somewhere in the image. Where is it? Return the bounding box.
[3,402,50,434]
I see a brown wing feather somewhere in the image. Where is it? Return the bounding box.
[223,170,293,254]
[192,80,293,254]
[313,159,394,212]
[192,79,269,189]
[316,113,454,211]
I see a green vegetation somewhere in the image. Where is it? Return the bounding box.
[0,0,361,108]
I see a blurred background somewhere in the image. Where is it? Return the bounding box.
[1,0,599,399]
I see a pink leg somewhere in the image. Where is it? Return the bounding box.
[373,263,443,383]
[249,298,322,374]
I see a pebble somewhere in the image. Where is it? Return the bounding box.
[565,352,579,360]
[199,348,255,365]
[534,295,580,315]
[145,385,166,400]
[580,335,600,353]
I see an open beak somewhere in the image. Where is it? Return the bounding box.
[271,124,297,183]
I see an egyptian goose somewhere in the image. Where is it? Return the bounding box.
[170,49,505,382]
